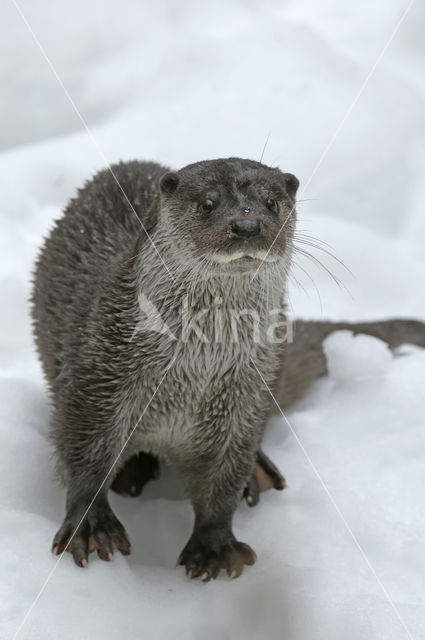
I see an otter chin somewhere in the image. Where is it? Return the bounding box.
[209,250,278,264]
[207,250,280,273]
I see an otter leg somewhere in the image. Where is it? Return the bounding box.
[243,449,286,507]
[177,394,260,581]
[177,484,257,581]
[111,452,160,497]
[51,406,132,567]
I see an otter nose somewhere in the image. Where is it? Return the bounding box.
[228,219,262,238]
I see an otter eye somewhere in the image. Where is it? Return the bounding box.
[199,198,214,215]
[266,197,277,211]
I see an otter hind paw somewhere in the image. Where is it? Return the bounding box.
[111,452,160,497]
[243,449,286,507]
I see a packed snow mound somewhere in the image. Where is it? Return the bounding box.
[1,1,425,639]
[323,331,393,383]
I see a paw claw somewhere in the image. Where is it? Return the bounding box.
[178,538,256,582]
[97,550,106,561]
[246,494,256,506]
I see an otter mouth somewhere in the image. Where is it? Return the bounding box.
[209,251,277,265]
[232,255,256,264]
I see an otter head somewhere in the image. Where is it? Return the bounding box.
[158,157,299,273]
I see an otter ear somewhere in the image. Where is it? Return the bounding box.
[160,172,179,195]
[283,173,299,200]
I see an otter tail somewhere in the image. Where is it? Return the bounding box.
[274,319,425,409]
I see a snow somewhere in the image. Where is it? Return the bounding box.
[323,331,393,382]
[1,1,424,638]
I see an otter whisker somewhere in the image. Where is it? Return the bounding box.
[291,259,323,314]
[288,271,309,297]
[293,236,353,277]
[259,131,271,164]
[293,245,352,298]
[293,245,343,286]
[293,230,336,251]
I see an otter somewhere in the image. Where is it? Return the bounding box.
[31,159,425,580]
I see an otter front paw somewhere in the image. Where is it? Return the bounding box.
[52,503,132,567]
[178,532,256,581]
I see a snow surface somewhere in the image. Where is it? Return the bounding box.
[1,1,425,638]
